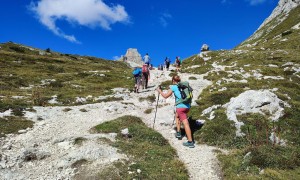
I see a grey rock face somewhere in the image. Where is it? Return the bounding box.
[244,0,300,44]
[223,90,289,136]
[258,0,300,30]
[119,48,143,67]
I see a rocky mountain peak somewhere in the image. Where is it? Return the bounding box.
[257,0,300,31]
[239,0,300,48]
[119,48,143,67]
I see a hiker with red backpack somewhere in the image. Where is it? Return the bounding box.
[156,75,194,148]
[142,64,150,89]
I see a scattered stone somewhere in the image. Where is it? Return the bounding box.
[18,130,27,134]
[121,128,132,138]
[22,149,38,162]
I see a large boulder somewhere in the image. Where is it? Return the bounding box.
[223,90,289,136]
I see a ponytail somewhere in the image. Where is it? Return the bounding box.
[172,75,181,83]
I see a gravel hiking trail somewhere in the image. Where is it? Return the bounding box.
[0,68,222,180]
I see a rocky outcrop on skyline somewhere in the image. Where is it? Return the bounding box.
[119,48,143,67]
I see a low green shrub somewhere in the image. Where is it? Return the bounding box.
[239,113,271,146]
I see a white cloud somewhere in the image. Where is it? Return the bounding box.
[113,56,121,60]
[159,12,172,28]
[246,0,267,6]
[29,0,130,43]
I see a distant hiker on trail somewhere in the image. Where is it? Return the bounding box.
[165,57,171,71]
[175,56,181,72]
[149,64,153,70]
[143,53,151,66]
[142,64,150,89]
[160,64,164,70]
[132,67,142,93]
[156,75,195,148]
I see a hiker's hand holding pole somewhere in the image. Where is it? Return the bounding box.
[156,85,162,94]
[157,86,173,99]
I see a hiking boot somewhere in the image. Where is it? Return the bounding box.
[175,132,182,139]
[183,141,195,148]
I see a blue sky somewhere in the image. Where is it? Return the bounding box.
[0,0,277,66]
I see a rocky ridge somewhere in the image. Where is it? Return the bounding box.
[242,0,300,45]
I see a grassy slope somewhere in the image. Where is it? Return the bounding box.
[182,6,300,179]
[0,42,134,136]
[0,42,134,107]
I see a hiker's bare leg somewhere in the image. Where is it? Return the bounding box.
[176,113,180,132]
[182,120,192,141]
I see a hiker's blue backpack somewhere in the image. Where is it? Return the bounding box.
[176,81,193,105]
[132,68,141,76]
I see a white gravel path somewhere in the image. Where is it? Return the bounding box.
[0,67,222,180]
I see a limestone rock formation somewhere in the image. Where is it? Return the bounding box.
[243,0,300,44]
[258,0,300,30]
[119,48,143,67]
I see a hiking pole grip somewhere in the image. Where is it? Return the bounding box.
[153,91,160,129]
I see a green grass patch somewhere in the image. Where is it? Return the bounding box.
[63,108,72,112]
[194,109,242,148]
[144,108,153,114]
[74,137,87,145]
[79,109,88,112]
[188,76,197,80]
[138,94,156,103]
[93,115,189,179]
[0,116,34,137]
[218,145,300,179]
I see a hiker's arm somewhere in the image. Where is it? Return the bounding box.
[157,89,173,99]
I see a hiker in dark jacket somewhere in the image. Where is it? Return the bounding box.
[156,75,194,148]
[165,57,171,70]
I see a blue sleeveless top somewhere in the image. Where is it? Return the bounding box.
[170,85,191,109]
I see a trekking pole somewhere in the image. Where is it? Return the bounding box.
[153,86,161,129]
